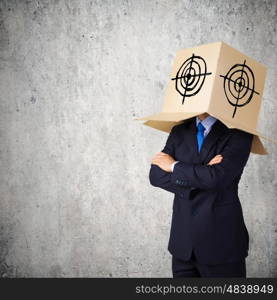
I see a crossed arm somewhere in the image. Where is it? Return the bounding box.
[149,128,253,194]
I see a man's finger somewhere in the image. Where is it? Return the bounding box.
[154,154,168,159]
[208,159,222,165]
[212,155,223,160]
[208,157,223,165]
[155,153,166,157]
[152,158,161,164]
[152,155,163,161]
[157,152,167,157]
[213,157,222,162]
[210,159,222,164]
[213,155,222,159]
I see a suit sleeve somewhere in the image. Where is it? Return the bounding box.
[170,129,253,190]
[149,126,189,194]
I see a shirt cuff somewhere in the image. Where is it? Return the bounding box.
[171,161,179,172]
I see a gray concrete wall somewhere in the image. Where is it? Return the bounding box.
[0,0,276,277]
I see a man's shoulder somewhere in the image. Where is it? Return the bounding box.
[170,117,253,140]
[170,118,193,134]
[229,128,254,141]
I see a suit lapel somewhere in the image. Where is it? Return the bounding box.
[186,117,228,163]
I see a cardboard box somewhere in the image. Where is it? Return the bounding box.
[136,41,272,154]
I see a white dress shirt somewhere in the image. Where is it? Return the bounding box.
[171,115,218,172]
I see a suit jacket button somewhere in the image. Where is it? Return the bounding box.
[176,180,179,184]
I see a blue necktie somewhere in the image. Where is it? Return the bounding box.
[197,122,205,152]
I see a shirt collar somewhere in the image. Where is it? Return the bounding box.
[196,115,217,130]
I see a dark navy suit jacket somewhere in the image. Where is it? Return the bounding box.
[149,117,253,265]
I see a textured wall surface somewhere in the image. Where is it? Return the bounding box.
[0,0,276,277]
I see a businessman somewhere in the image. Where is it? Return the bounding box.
[149,113,253,278]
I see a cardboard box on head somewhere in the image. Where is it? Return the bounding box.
[136,41,272,155]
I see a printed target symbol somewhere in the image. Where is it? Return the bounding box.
[220,60,260,118]
[171,54,212,104]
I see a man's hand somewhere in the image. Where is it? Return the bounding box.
[151,152,176,173]
[207,154,223,166]
[151,152,222,172]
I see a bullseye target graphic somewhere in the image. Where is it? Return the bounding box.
[171,54,212,104]
[220,60,260,118]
